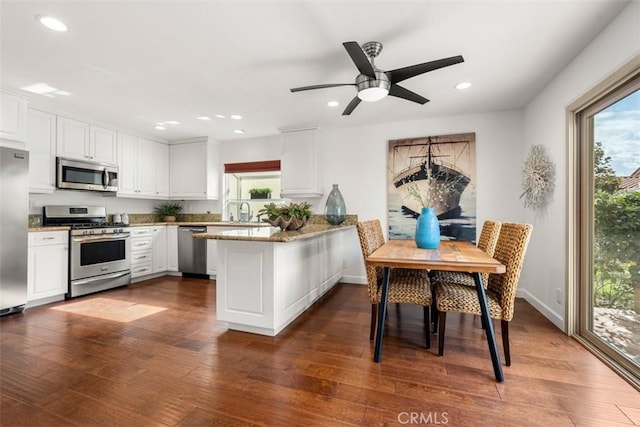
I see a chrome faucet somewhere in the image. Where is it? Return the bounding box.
[238,202,251,222]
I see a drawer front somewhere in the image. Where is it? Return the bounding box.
[131,237,152,251]
[130,227,153,238]
[131,250,152,265]
[131,263,152,278]
[28,231,68,246]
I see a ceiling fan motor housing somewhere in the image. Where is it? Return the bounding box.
[356,70,390,102]
[362,41,383,58]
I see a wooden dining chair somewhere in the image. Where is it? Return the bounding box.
[356,220,432,348]
[430,220,502,288]
[434,222,532,365]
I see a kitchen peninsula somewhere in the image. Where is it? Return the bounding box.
[194,222,355,336]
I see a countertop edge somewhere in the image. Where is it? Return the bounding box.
[194,224,355,242]
[28,226,70,232]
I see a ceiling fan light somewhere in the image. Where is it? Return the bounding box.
[358,87,389,102]
[356,71,391,102]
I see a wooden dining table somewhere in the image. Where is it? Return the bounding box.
[365,239,507,382]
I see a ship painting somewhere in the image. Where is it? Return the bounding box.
[388,133,476,241]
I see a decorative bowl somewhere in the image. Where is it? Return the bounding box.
[264,216,307,231]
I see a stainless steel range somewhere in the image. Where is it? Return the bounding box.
[43,206,131,298]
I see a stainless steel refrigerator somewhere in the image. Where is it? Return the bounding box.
[0,146,29,315]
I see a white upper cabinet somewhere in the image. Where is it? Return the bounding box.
[136,137,157,196]
[90,124,118,164]
[154,140,169,198]
[56,117,90,159]
[26,108,56,193]
[57,116,117,164]
[281,129,323,198]
[169,138,220,200]
[0,90,27,147]
[117,132,169,199]
[117,132,138,195]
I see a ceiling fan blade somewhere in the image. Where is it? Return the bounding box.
[388,84,429,104]
[388,55,464,84]
[342,96,361,115]
[290,83,355,92]
[343,41,375,78]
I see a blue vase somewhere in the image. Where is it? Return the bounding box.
[324,184,346,225]
[415,207,440,249]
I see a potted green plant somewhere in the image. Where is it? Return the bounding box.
[249,187,272,199]
[257,202,312,230]
[154,202,183,222]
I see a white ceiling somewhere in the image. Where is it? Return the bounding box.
[0,0,630,142]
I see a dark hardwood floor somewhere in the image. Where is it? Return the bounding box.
[1,277,638,426]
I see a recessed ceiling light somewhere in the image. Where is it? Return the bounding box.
[327,101,339,107]
[37,15,68,32]
[230,115,242,120]
[233,129,245,134]
[455,82,472,90]
[155,125,165,130]
[21,83,58,94]
[54,90,71,96]
[215,114,225,119]
[197,116,211,121]
[164,120,180,125]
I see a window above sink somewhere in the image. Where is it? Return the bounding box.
[223,161,282,222]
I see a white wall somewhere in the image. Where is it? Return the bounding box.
[520,1,639,330]
[220,110,526,284]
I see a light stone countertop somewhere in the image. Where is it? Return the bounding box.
[129,221,270,227]
[193,224,355,243]
[28,222,267,231]
[28,226,70,232]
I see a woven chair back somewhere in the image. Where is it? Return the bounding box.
[478,220,502,256]
[477,220,502,284]
[356,220,385,302]
[487,222,533,321]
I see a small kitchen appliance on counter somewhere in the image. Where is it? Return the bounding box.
[43,205,131,298]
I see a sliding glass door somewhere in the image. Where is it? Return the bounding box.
[577,73,639,385]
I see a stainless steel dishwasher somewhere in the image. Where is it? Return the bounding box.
[178,226,207,275]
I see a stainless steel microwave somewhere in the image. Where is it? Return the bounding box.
[56,157,119,192]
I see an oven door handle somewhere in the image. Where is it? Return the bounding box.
[72,271,130,286]
[72,233,130,243]
[102,167,108,189]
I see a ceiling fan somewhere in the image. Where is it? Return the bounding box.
[290,41,464,116]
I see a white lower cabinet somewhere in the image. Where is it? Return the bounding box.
[216,230,345,336]
[130,227,153,278]
[206,226,221,276]
[206,240,217,276]
[27,231,68,306]
[152,226,167,272]
[130,225,170,279]
[167,226,178,272]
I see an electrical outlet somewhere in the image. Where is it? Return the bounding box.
[556,288,563,304]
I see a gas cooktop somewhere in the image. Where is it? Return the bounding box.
[43,205,129,235]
